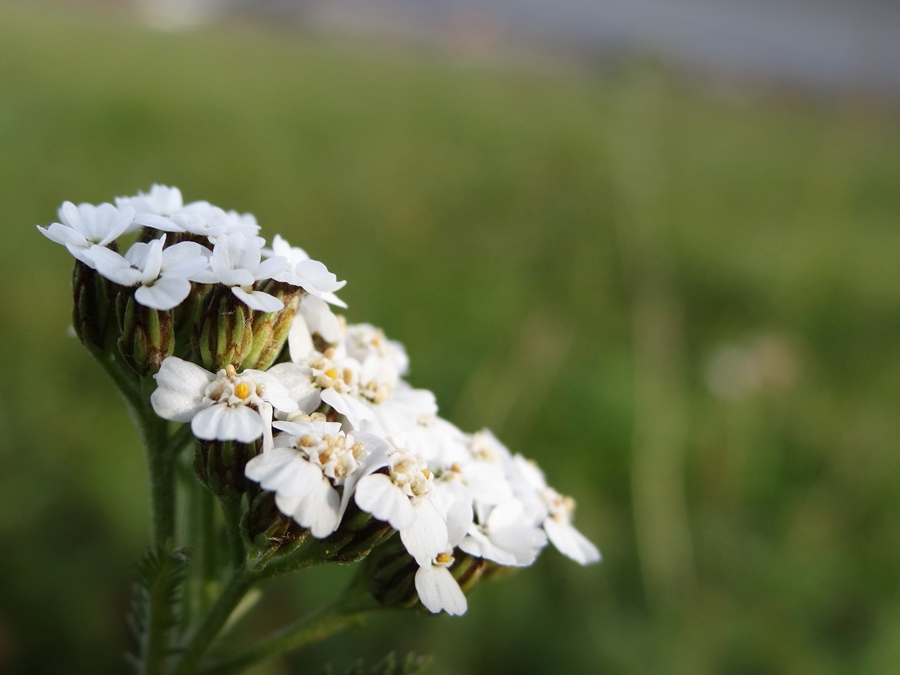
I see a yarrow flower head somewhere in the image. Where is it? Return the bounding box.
[37,184,601,626]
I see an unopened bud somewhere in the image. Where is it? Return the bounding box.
[323,502,394,563]
[72,260,118,352]
[366,538,419,609]
[245,488,309,552]
[194,438,258,499]
[116,292,174,376]
[193,286,254,371]
[240,282,303,371]
[449,551,488,593]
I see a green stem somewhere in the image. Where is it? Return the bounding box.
[94,349,181,672]
[199,487,218,608]
[198,599,376,675]
[254,537,330,580]
[143,411,175,547]
[221,495,246,571]
[172,570,256,675]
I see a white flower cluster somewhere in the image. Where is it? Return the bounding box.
[39,185,600,616]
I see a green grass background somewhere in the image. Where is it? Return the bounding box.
[2,4,900,673]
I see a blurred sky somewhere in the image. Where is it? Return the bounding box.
[132,0,900,97]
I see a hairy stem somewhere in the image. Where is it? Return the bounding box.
[221,495,246,571]
[172,570,256,675]
[198,595,377,675]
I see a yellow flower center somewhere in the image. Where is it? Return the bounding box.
[235,382,250,400]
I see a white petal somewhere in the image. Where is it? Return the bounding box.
[37,222,88,249]
[273,420,343,438]
[191,404,264,442]
[486,499,527,530]
[125,241,151,269]
[288,314,315,363]
[319,291,347,309]
[320,389,375,427]
[544,518,601,565]
[266,362,322,412]
[162,241,211,277]
[354,473,416,531]
[463,462,513,505]
[400,498,449,567]
[211,258,255,287]
[436,482,473,547]
[298,295,341,343]
[291,258,347,294]
[336,433,393,522]
[135,275,191,310]
[489,524,547,567]
[458,529,517,566]
[151,357,215,422]
[245,447,306,485]
[232,287,284,313]
[141,238,165,283]
[255,255,290,281]
[293,478,341,538]
[247,371,299,413]
[415,565,467,616]
[97,204,135,246]
[86,246,143,286]
[134,213,184,232]
[253,452,324,498]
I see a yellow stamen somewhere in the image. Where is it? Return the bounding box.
[324,347,336,360]
[234,382,250,400]
[436,553,452,564]
[342,368,353,384]
[299,434,314,447]
[225,364,238,378]
[325,368,338,380]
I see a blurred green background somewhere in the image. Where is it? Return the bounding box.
[3,3,900,674]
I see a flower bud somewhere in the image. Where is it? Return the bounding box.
[365,538,420,609]
[72,260,118,352]
[245,488,308,552]
[116,291,174,376]
[194,438,258,499]
[173,282,211,358]
[240,282,303,371]
[322,502,395,564]
[193,286,254,372]
[449,551,488,594]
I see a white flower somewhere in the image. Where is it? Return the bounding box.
[360,382,438,439]
[510,455,601,565]
[268,350,375,427]
[151,357,298,443]
[115,184,209,231]
[37,201,135,265]
[244,421,375,538]
[84,235,210,310]
[415,549,467,616]
[458,499,547,567]
[344,323,409,384]
[191,232,291,312]
[266,235,347,306]
[394,416,471,468]
[353,444,449,565]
